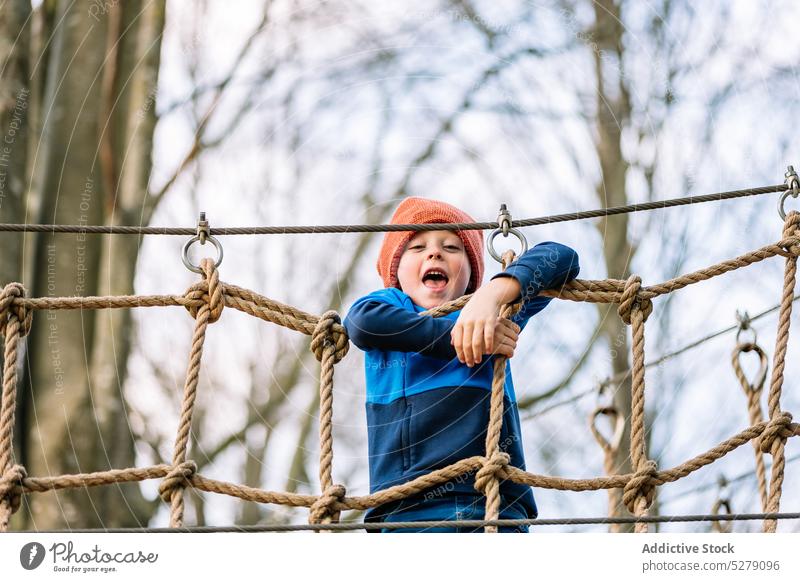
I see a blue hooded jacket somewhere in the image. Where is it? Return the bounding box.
[343,241,580,525]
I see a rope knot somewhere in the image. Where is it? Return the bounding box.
[473,451,510,496]
[308,483,346,526]
[158,461,197,504]
[782,211,800,256]
[618,275,653,325]
[182,259,224,323]
[0,283,32,338]
[622,460,659,514]
[310,310,349,363]
[759,412,794,454]
[0,464,27,515]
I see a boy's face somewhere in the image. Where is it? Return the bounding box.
[396,230,472,309]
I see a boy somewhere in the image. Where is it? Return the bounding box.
[343,197,580,532]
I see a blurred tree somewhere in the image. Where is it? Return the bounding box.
[1,0,166,528]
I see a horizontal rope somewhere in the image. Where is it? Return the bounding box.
[0,184,786,235]
[13,282,345,338]
[17,512,800,532]
[523,293,800,422]
[8,420,797,513]
[660,452,800,505]
[13,232,795,325]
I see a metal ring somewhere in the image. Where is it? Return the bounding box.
[487,227,528,263]
[182,234,224,274]
[778,188,798,220]
[735,326,757,346]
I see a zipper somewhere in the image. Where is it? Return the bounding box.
[401,401,412,471]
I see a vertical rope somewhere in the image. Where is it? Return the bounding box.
[474,250,518,533]
[0,313,22,530]
[317,333,335,506]
[479,354,509,533]
[731,342,769,511]
[590,406,624,533]
[761,212,799,532]
[159,259,222,527]
[308,310,348,532]
[630,303,649,533]
[619,275,655,534]
[0,283,31,531]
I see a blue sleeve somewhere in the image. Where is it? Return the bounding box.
[490,241,580,330]
[343,292,457,360]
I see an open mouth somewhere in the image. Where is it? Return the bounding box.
[422,269,449,290]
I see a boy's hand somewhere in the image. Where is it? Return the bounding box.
[451,281,522,367]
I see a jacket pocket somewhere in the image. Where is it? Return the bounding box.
[400,401,412,472]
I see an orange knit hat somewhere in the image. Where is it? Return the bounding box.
[376,197,484,294]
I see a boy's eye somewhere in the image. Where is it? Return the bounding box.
[409,244,461,251]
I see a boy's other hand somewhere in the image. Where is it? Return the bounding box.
[451,284,521,367]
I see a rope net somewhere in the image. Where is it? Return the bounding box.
[1,212,799,533]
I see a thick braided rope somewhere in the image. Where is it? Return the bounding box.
[0,287,25,471]
[618,275,655,533]
[505,420,799,492]
[14,282,348,346]
[161,259,222,526]
[0,218,797,530]
[534,233,800,306]
[3,229,795,323]
[7,232,797,323]
[0,419,797,523]
[761,211,799,532]
[6,419,797,512]
[473,250,518,533]
[590,406,624,532]
[731,342,769,510]
[0,283,31,531]
[309,310,349,531]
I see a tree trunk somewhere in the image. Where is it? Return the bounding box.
[0,0,33,532]
[19,0,166,529]
[0,0,31,282]
[591,0,650,532]
[84,0,166,527]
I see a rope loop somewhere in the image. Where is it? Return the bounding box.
[0,283,32,337]
[622,459,659,514]
[473,451,510,496]
[183,259,224,323]
[310,310,349,363]
[590,406,625,454]
[731,342,769,396]
[308,483,346,525]
[759,411,794,455]
[158,460,197,504]
[711,498,734,533]
[618,275,653,325]
[0,464,27,515]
